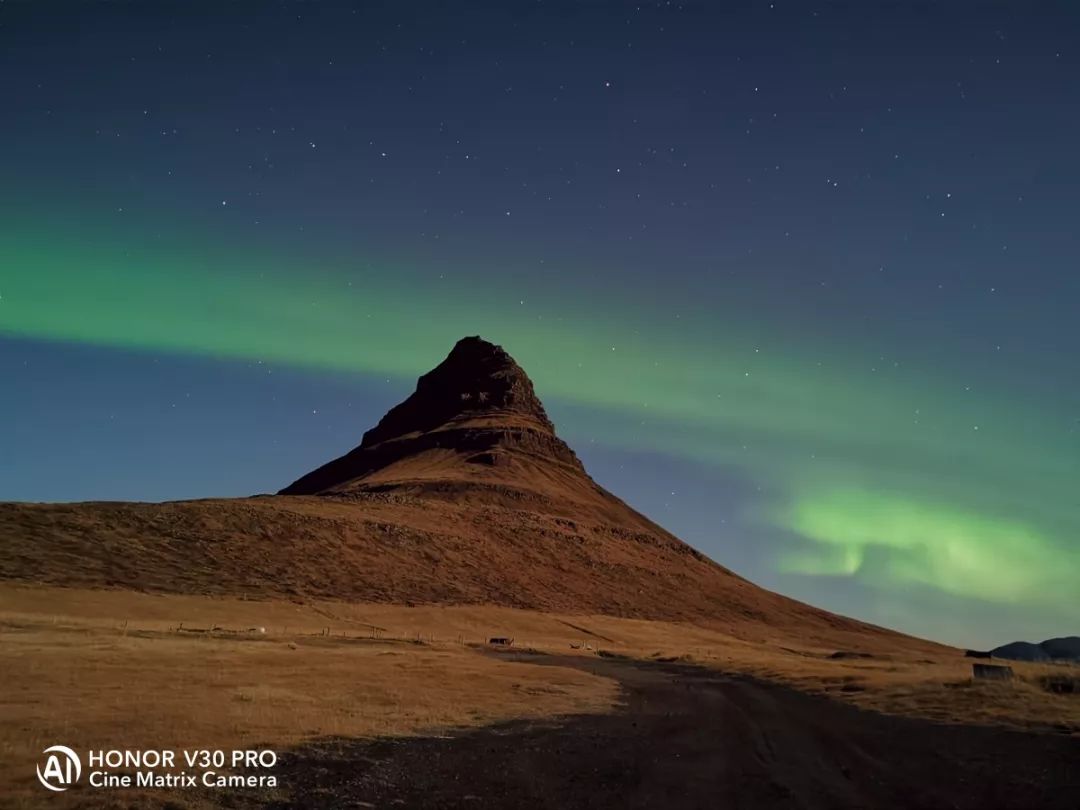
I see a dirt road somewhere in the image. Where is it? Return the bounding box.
[262,653,1079,809]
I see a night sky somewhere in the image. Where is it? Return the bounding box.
[2,2,1078,648]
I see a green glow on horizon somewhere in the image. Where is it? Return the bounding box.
[2,223,1077,625]
[772,489,1075,606]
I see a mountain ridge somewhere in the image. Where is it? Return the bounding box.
[990,636,1080,662]
[0,336,934,650]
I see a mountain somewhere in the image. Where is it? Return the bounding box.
[282,335,594,503]
[1040,637,1080,660]
[280,336,666,533]
[0,337,913,644]
[991,637,1080,662]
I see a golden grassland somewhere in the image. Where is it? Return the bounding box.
[0,597,617,800]
[1,583,1077,805]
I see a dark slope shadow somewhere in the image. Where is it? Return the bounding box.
[246,654,1079,810]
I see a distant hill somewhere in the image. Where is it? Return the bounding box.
[990,637,1080,662]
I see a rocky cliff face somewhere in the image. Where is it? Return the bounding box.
[280,336,587,496]
[363,335,557,443]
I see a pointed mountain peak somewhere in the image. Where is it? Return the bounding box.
[359,336,554,448]
[280,337,583,496]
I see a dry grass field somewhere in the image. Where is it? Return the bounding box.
[1,583,1076,807]
[666,633,1080,734]
[0,585,619,805]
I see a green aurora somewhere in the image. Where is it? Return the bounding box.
[2,224,1077,632]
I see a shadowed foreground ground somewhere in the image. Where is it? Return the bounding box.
[249,653,1078,810]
